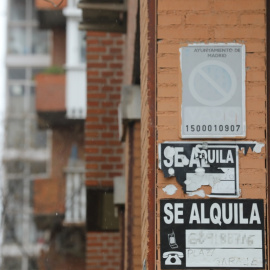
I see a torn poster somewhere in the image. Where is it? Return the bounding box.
[158,141,264,198]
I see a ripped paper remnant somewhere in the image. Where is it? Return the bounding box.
[158,141,264,198]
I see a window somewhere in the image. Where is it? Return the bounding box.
[28,258,38,270]
[8,85,25,114]
[6,119,25,149]
[5,160,25,174]
[8,0,50,55]
[8,68,26,80]
[30,161,47,174]
[2,257,22,270]
[31,28,50,54]
[30,121,47,149]
[8,26,27,54]
[4,179,24,244]
[9,0,26,21]
[7,67,48,149]
[79,31,86,64]
[87,189,119,231]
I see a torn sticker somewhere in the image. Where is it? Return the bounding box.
[163,184,178,195]
[186,190,206,198]
[159,141,264,198]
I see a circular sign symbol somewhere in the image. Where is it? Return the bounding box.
[188,60,237,106]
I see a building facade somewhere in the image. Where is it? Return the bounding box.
[1,0,51,269]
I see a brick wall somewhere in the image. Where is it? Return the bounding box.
[86,232,121,270]
[156,0,266,269]
[124,122,141,270]
[36,74,65,112]
[123,0,139,85]
[85,31,125,270]
[52,28,66,66]
[85,31,125,187]
[140,0,156,268]
[34,126,84,214]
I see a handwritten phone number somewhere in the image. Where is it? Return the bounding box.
[185,124,241,133]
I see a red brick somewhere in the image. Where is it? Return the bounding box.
[186,13,238,25]
[102,86,114,91]
[87,70,99,76]
[87,93,106,99]
[110,48,122,54]
[102,71,114,77]
[87,46,106,53]
[87,109,106,115]
[85,172,106,178]
[101,164,113,170]
[87,54,100,60]
[100,180,114,187]
[109,109,118,115]
[108,157,121,162]
[86,117,99,122]
[109,33,122,37]
[102,101,114,107]
[89,62,107,68]
[87,31,107,37]
[87,101,99,107]
[85,163,99,169]
[241,14,265,25]
[85,124,107,130]
[102,132,114,138]
[87,39,99,45]
[109,172,122,178]
[158,0,209,11]
[116,40,124,45]
[214,0,265,11]
[102,55,114,61]
[214,26,265,39]
[102,117,115,123]
[110,79,122,84]
[85,140,106,147]
[85,132,99,138]
[87,85,99,91]
[109,94,120,100]
[116,55,123,60]
[85,180,99,186]
[109,63,123,69]
[88,78,107,84]
[101,39,114,45]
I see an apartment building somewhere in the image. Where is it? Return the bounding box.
[1,0,51,269]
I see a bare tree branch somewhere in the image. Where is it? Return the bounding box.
[43,0,65,8]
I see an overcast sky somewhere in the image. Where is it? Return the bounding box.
[0,0,7,116]
[0,0,7,249]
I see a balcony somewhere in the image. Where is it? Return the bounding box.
[63,164,86,225]
[35,72,68,128]
[78,0,127,33]
[35,0,67,28]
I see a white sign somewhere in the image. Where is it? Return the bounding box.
[180,44,246,138]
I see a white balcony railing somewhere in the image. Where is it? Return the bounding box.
[64,166,86,225]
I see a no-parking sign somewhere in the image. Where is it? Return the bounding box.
[180,44,245,138]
